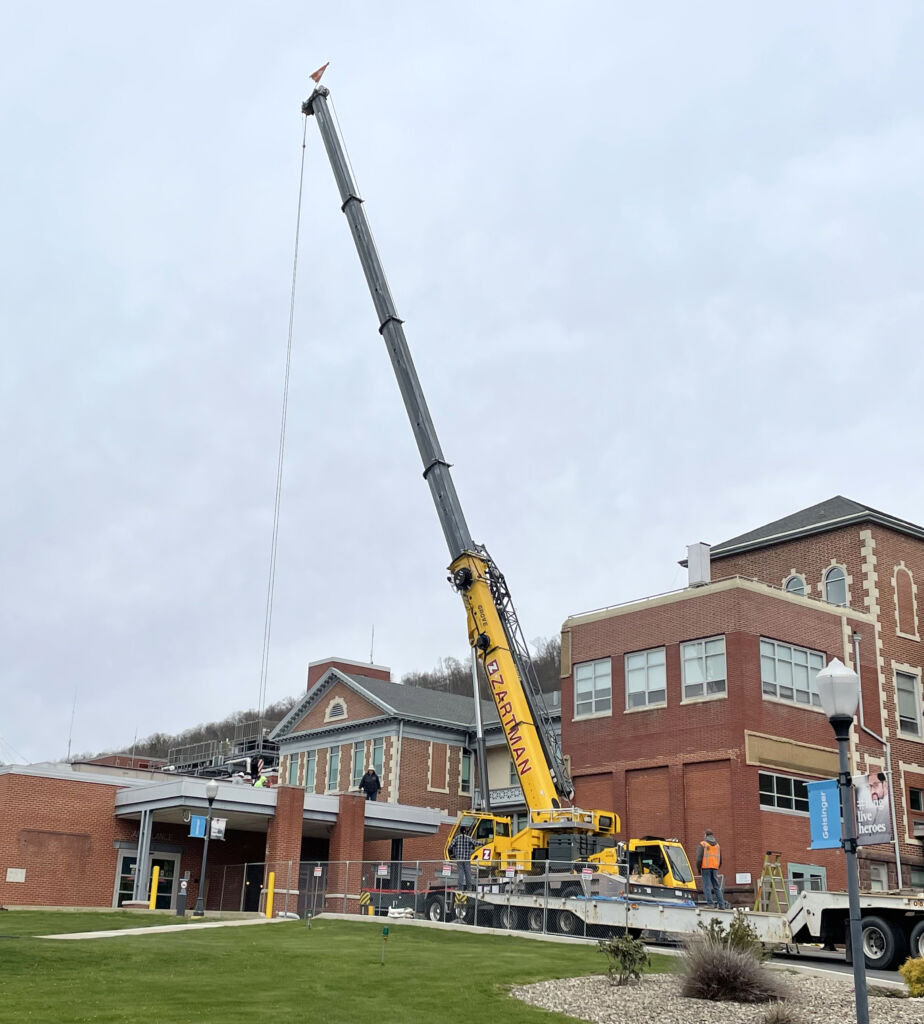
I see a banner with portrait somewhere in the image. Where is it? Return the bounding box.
[853,771,892,846]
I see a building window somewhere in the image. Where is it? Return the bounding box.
[326,747,340,792]
[352,742,365,787]
[574,658,612,717]
[625,647,666,709]
[287,757,299,786]
[681,636,726,700]
[909,787,924,813]
[324,698,347,722]
[759,771,809,814]
[784,575,805,596]
[305,750,316,791]
[509,759,519,786]
[824,566,847,606]
[868,863,888,892]
[461,750,472,795]
[760,639,825,707]
[896,671,922,737]
[372,737,384,778]
[911,867,924,888]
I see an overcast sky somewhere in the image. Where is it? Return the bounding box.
[3,3,923,764]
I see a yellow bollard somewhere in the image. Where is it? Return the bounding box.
[266,871,275,918]
[148,866,160,910]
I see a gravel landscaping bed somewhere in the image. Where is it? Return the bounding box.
[511,972,917,1024]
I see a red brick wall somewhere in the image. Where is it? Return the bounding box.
[288,682,382,733]
[306,661,391,688]
[713,524,924,875]
[563,583,886,888]
[0,773,132,907]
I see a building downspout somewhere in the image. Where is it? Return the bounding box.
[853,630,903,889]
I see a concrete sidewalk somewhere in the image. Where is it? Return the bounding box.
[42,917,287,940]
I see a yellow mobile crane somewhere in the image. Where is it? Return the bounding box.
[303,84,694,894]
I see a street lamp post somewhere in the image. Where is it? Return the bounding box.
[816,658,869,1024]
[192,780,220,918]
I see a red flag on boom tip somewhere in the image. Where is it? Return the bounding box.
[310,62,330,84]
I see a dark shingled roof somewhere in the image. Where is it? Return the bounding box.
[346,672,500,729]
[711,496,924,558]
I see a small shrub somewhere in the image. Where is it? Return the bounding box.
[698,909,770,961]
[898,956,924,997]
[597,932,649,986]
[761,1001,803,1024]
[681,937,787,1004]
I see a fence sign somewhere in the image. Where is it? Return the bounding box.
[313,866,323,877]
[505,868,515,878]
[441,863,452,876]
[581,867,593,877]
[806,778,841,850]
[377,864,389,877]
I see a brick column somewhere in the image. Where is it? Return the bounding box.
[326,793,366,914]
[263,786,304,915]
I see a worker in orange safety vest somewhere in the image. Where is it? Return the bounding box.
[696,829,725,908]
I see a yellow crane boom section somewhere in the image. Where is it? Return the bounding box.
[450,551,561,811]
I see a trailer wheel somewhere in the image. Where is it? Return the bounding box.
[426,896,447,923]
[498,904,520,930]
[526,907,545,933]
[861,915,907,971]
[559,882,582,900]
[557,907,581,936]
[909,920,924,959]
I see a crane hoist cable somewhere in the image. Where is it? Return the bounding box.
[256,114,310,726]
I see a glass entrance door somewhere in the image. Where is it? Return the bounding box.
[114,853,179,908]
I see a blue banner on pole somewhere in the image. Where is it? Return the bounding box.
[807,779,841,849]
[189,815,207,838]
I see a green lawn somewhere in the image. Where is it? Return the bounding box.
[0,913,672,1024]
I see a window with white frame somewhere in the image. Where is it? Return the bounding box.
[352,741,365,787]
[287,757,299,786]
[372,737,384,777]
[625,647,666,709]
[760,639,825,707]
[896,671,922,737]
[784,575,805,596]
[681,636,726,700]
[574,658,612,716]
[509,759,519,786]
[758,771,809,814]
[461,750,472,794]
[824,566,847,606]
[326,747,340,791]
[909,787,924,813]
[305,750,316,791]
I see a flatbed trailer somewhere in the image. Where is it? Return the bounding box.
[445,884,924,969]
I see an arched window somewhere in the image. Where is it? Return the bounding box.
[824,567,847,607]
[784,575,805,597]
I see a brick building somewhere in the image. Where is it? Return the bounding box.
[561,497,924,897]
[271,657,553,862]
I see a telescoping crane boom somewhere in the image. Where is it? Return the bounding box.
[303,85,693,889]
